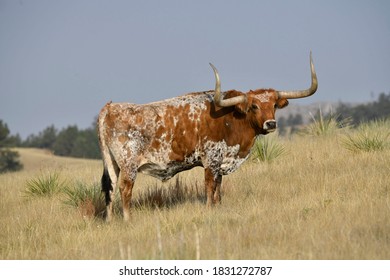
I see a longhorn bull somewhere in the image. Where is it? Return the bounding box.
[98,53,318,221]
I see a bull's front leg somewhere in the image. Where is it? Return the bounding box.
[204,168,222,206]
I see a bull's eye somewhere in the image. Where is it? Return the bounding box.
[251,104,260,110]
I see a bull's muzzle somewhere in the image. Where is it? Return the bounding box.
[263,120,277,132]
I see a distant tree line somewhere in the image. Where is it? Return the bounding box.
[277,113,303,136]
[0,118,101,173]
[277,92,390,135]
[335,92,390,126]
[22,119,101,159]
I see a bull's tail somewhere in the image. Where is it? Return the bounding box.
[101,168,113,205]
[97,102,118,208]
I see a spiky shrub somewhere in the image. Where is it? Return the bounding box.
[62,182,106,218]
[302,109,349,137]
[252,135,287,163]
[24,172,64,198]
[342,119,390,153]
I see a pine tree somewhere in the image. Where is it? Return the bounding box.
[0,120,23,173]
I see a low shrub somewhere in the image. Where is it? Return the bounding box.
[301,110,349,137]
[342,119,390,153]
[251,135,287,163]
[24,172,64,198]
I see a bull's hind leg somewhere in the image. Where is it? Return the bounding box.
[119,167,137,221]
[204,168,222,206]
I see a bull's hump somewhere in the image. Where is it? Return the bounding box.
[148,91,213,109]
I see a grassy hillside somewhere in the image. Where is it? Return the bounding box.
[1,125,389,259]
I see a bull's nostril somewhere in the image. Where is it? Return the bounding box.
[264,120,277,131]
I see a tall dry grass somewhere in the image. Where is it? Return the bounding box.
[0,123,389,260]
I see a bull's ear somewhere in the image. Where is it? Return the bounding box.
[276,98,289,109]
[235,102,249,114]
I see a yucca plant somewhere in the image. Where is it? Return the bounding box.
[342,119,390,153]
[252,135,287,163]
[302,109,349,137]
[24,172,64,198]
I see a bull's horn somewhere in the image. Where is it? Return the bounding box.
[209,63,246,107]
[277,52,318,99]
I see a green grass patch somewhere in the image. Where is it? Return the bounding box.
[301,109,349,137]
[24,171,64,198]
[252,135,287,163]
[342,119,390,153]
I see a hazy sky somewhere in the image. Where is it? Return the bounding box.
[1,0,389,138]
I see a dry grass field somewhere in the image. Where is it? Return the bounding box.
[1,123,389,260]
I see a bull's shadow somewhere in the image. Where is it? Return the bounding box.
[87,177,205,220]
[133,176,205,210]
